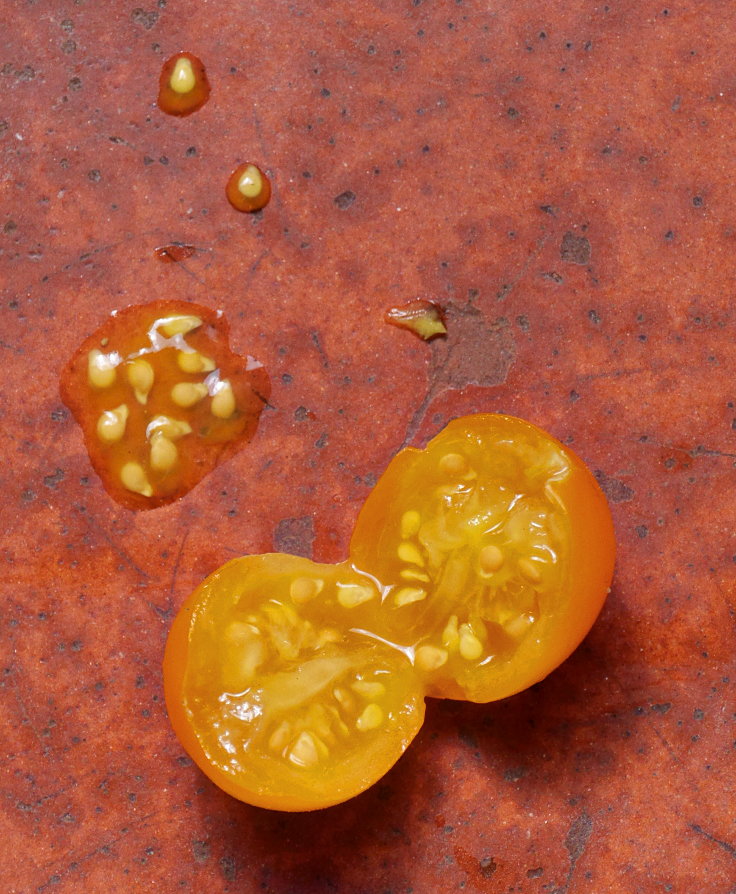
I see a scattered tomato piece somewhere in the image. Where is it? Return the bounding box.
[385,299,447,340]
[226,163,272,212]
[154,243,197,263]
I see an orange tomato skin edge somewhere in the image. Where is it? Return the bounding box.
[162,582,314,811]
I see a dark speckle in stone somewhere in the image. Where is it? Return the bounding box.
[192,840,210,863]
[334,190,356,210]
[560,231,592,265]
[131,8,159,29]
[273,516,315,559]
[594,470,634,503]
[43,468,65,489]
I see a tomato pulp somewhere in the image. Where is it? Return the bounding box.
[164,415,615,810]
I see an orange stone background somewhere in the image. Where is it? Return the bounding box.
[2,0,735,891]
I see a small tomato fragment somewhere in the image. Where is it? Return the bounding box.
[60,301,270,509]
[385,299,447,340]
[157,52,211,117]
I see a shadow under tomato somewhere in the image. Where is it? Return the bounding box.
[184,601,628,892]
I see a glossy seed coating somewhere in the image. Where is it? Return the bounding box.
[288,731,323,768]
[290,577,324,604]
[150,432,178,472]
[356,704,384,731]
[96,404,128,443]
[394,587,427,607]
[351,681,386,699]
[438,452,469,476]
[146,415,192,441]
[458,625,483,661]
[158,315,203,338]
[210,380,236,419]
[415,645,448,672]
[120,462,152,497]
[400,509,421,538]
[337,583,374,608]
[171,382,209,408]
[126,358,154,404]
[479,544,504,574]
[169,56,196,94]
[87,349,117,388]
[177,350,216,374]
[398,542,425,566]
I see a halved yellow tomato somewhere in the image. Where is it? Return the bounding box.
[163,554,425,812]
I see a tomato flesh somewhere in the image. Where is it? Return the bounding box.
[164,415,615,810]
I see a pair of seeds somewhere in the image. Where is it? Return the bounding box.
[158,53,271,213]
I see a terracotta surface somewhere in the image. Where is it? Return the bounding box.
[2,0,735,891]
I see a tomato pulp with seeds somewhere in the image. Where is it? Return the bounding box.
[157,52,211,116]
[164,414,615,810]
[60,301,270,510]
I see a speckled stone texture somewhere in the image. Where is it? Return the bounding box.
[2,1,735,891]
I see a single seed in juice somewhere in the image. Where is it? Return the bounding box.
[226,163,272,212]
[157,52,211,116]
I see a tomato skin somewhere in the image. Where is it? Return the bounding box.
[349,414,615,703]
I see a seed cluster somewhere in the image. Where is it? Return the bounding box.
[182,559,418,778]
[61,301,270,509]
[389,448,561,690]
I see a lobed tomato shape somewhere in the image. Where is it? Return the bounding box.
[164,415,615,811]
